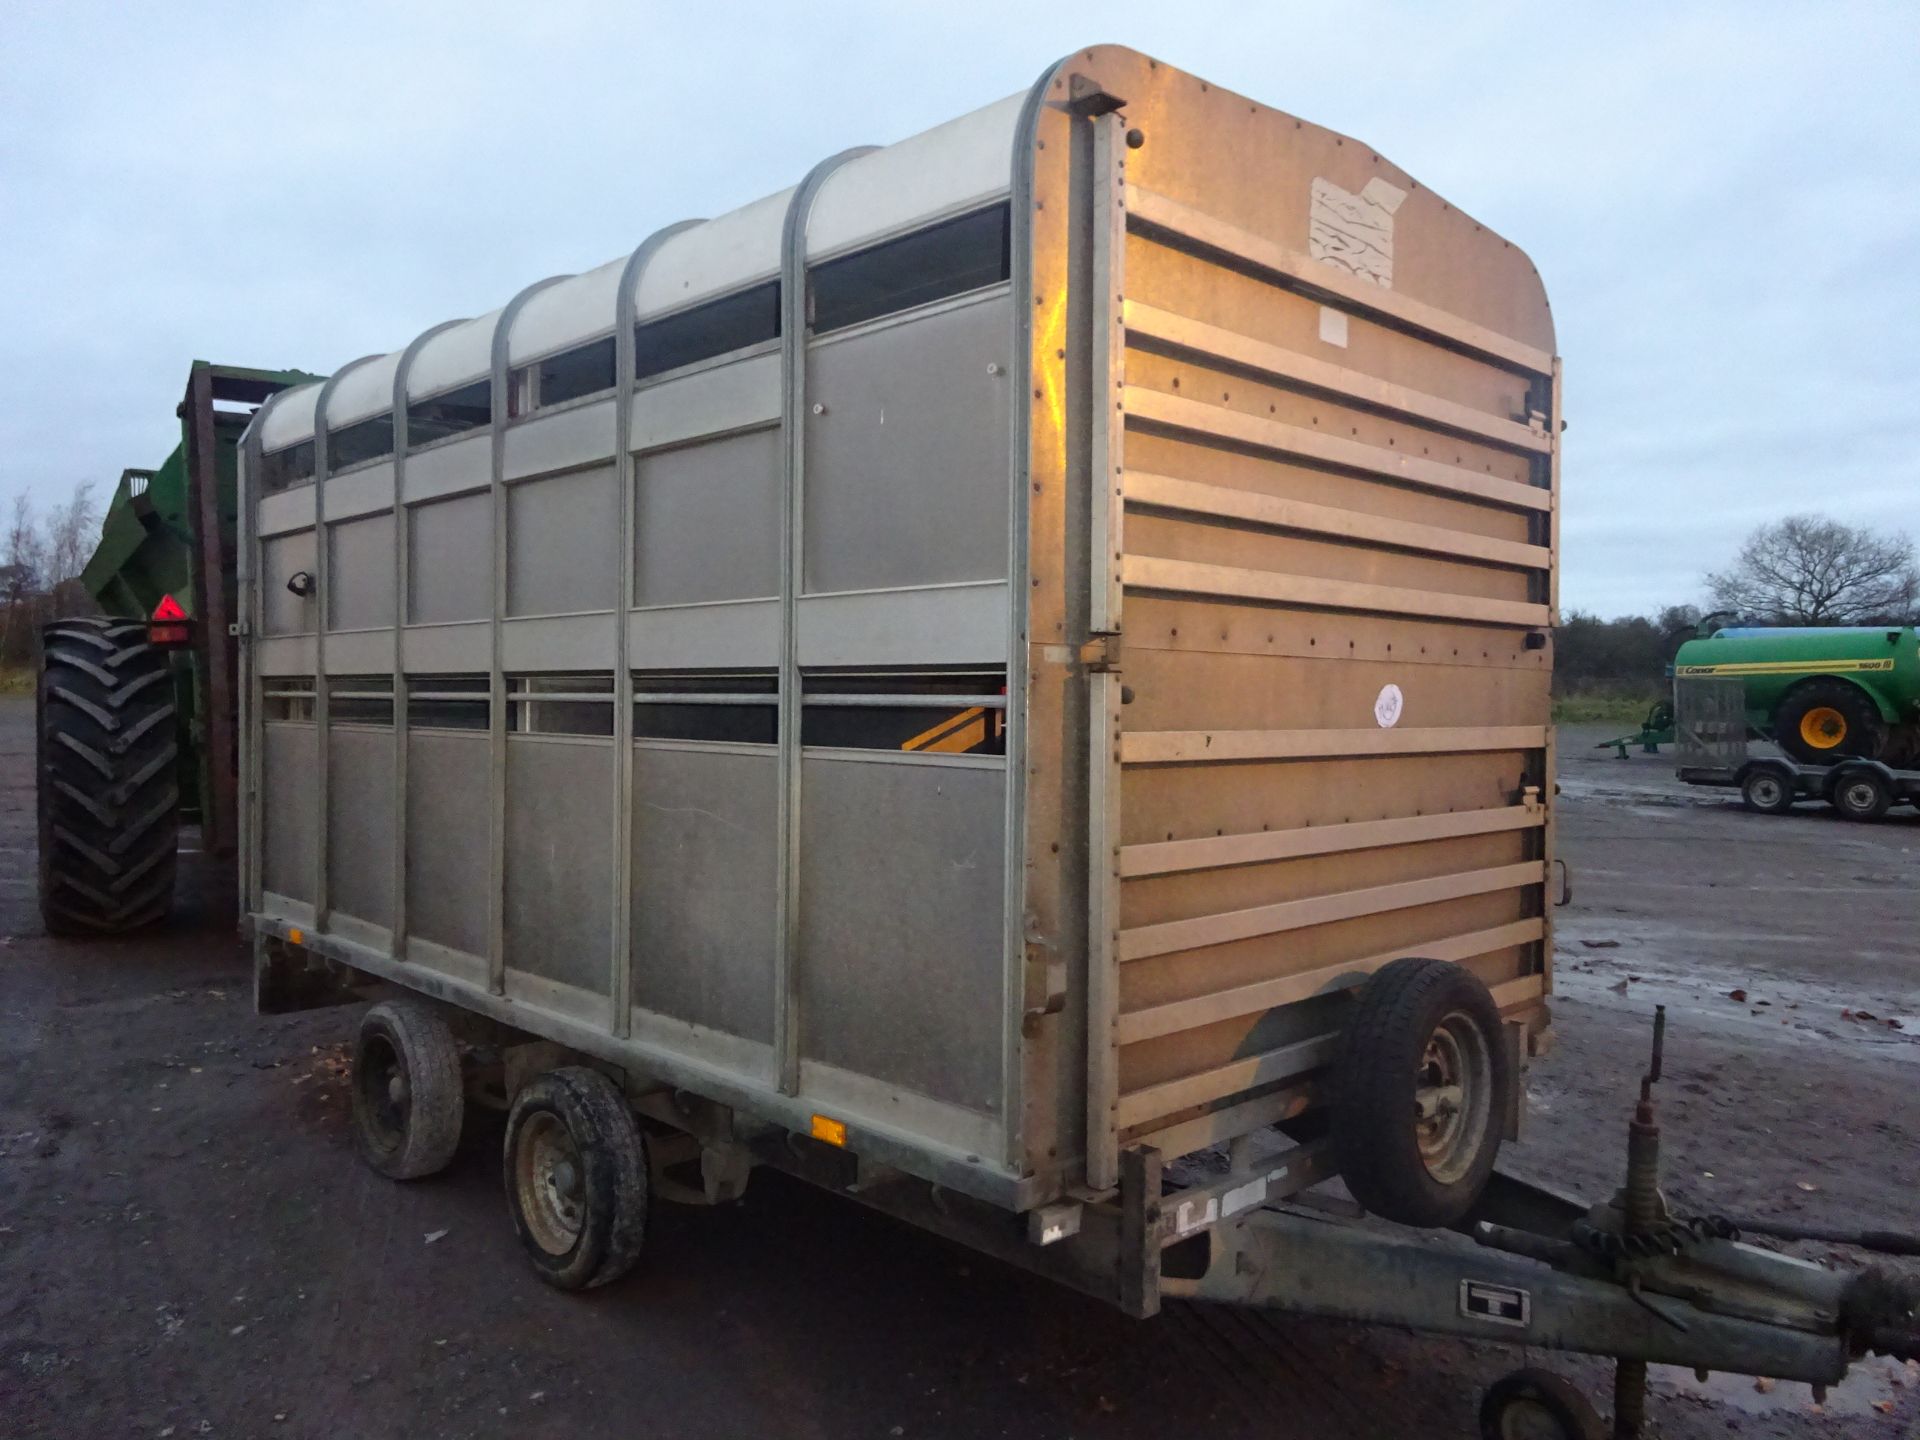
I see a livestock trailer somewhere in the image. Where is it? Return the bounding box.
[240,47,1917,1437]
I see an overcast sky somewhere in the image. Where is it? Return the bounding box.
[2,2,1912,617]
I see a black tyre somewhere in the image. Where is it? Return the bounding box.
[36,617,180,935]
[1480,1367,1606,1440]
[1739,764,1796,815]
[350,999,465,1180]
[1828,764,1892,823]
[1774,678,1885,765]
[504,1067,648,1291]
[1330,957,1512,1228]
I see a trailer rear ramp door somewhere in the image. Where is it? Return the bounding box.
[1040,56,1561,1190]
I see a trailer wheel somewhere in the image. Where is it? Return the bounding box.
[1774,679,1884,765]
[504,1068,648,1291]
[1330,957,1511,1228]
[1479,1367,1605,1440]
[1828,765,1892,823]
[350,999,465,1180]
[1739,764,1796,815]
[36,618,179,936]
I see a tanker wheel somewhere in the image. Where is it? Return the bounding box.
[1479,1368,1606,1440]
[1773,679,1884,765]
[36,617,180,936]
[504,1067,649,1291]
[1330,957,1512,1228]
[350,999,465,1180]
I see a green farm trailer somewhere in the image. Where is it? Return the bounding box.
[1672,625,1920,767]
[36,362,317,933]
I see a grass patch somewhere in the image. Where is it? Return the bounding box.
[0,667,34,696]
[1552,691,1663,727]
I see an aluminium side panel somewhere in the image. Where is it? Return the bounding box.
[240,96,1042,1213]
[1022,48,1560,1181]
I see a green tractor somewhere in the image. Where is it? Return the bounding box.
[1672,623,1920,767]
[36,363,317,934]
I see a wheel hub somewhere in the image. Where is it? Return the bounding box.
[356,1035,411,1149]
[1799,706,1847,750]
[1497,1396,1571,1440]
[515,1111,586,1256]
[1415,1010,1493,1185]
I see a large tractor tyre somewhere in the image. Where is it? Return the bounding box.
[36,618,180,936]
[1773,678,1885,766]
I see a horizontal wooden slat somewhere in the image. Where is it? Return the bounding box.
[1120,804,1543,879]
[1117,1034,1340,1130]
[1490,973,1547,1011]
[1118,860,1545,962]
[1125,471,1549,572]
[1123,301,1551,455]
[1123,385,1550,513]
[1125,184,1556,378]
[1123,554,1550,628]
[1122,725,1547,766]
[1116,918,1547,1044]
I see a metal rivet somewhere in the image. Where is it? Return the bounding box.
[986,362,1001,376]
[811,402,826,415]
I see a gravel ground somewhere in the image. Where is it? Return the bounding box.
[1,699,1914,1439]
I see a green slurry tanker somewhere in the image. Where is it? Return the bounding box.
[1673,624,1920,766]
[36,363,315,934]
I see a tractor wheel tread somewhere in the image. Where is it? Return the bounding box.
[37,617,179,936]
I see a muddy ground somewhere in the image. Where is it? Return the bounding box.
[1,698,1915,1439]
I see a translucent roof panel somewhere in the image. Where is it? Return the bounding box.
[260,382,323,451]
[635,188,793,320]
[407,308,504,400]
[260,85,1035,450]
[806,93,1023,259]
[324,351,403,428]
[509,258,623,364]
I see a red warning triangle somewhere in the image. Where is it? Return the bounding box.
[152,593,187,621]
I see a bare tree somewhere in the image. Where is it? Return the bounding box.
[44,482,98,615]
[2,493,49,666]
[1706,514,1918,625]
[2,484,102,668]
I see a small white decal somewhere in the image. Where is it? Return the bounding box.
[1318,306,1349,348]
[1373,683,1404,729]
[1221,1177,1268,1217]
[1460,1280,1531,1327]
[1310,176,1408,289]
[1175,1197,1220,1236]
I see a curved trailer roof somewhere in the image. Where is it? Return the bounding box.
[254,47,1553,454]
[260,92,1028,449]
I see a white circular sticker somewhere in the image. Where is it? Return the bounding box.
[1373,683,1404,729]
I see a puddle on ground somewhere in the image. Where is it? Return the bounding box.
[1552,922,1920,1064]
[1655,1354,1918,1420]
